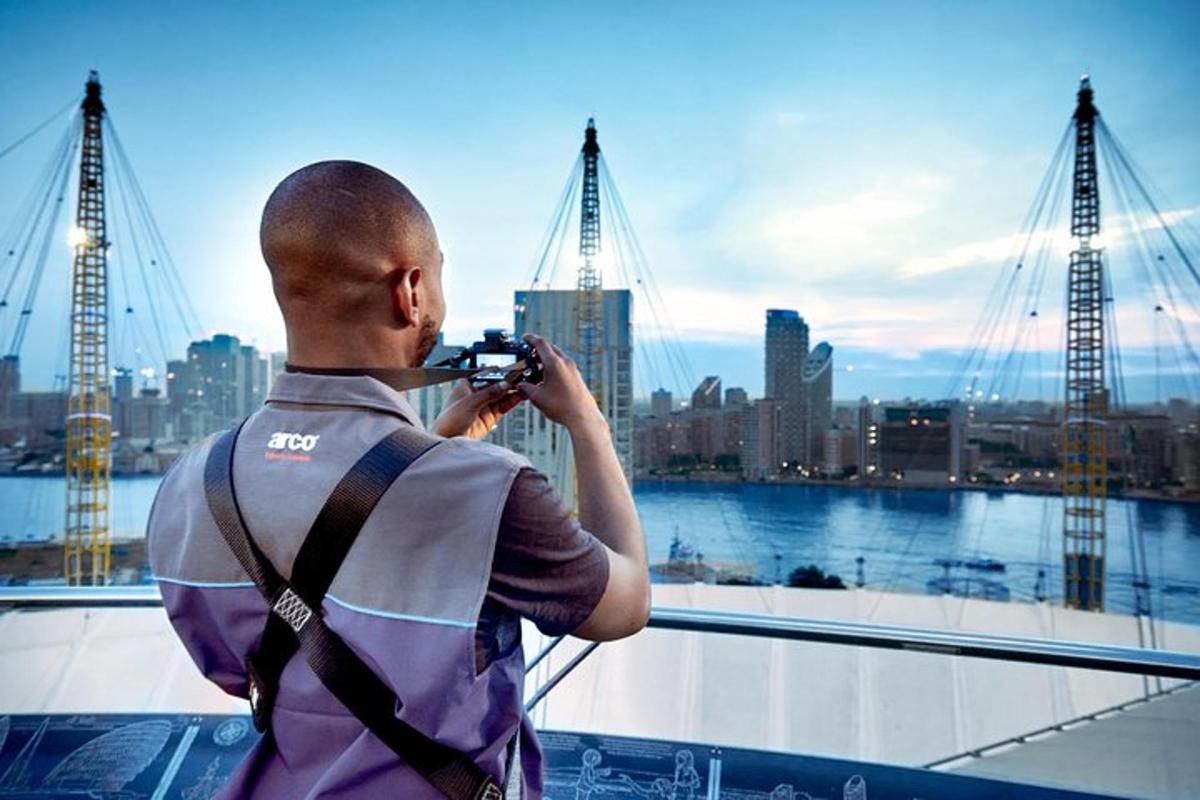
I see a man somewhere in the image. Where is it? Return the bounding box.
[148,160,650,799]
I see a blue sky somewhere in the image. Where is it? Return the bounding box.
[1,1,1198,401]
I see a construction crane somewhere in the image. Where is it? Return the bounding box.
[64,72,112,586]
[1062,77,1106,611]
[576,119,604,404]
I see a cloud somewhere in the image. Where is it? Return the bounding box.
[900,231,1031,278]
[897,205,1200,279]
[761,189,928,254]
[635,283,999,355]
[710,168,955,287]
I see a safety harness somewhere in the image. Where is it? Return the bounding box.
[203,421,504,800]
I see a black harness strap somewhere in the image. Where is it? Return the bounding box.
[248,425,444,736]
[203,422,503,800]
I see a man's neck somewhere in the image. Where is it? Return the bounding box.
[284,338,413,371]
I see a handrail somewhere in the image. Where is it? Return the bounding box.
[4,586,1200,681]
[0,585,164,607]
[646,606,1200,680]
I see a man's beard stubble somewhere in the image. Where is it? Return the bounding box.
[414,317,440,366]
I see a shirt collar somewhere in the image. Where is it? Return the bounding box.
[266,370,425,430]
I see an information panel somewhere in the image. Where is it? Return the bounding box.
[0,715,1117,799]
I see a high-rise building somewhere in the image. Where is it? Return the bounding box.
[241,344,269,415]
[802,342,834,465]
[126,388,168,441]
[691,376,722,410]
[650,388,673,417]
[168,334,267,439]
[268,352,287,390]
[191,334,244,427]
[765,309,808,467]
[823,427,858,475]
[165,358,194,437]
[113,367,135,439]
[740,399,782,479]
[1175,430,1200,491]
[857,399,880,478]
[0,355,19,416]
[4,391,68,451]
[499,288,633,508]
[724,387,748,408]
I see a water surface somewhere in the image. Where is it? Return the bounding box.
[3,475,1197,624]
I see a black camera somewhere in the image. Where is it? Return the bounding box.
[437,329,544,386]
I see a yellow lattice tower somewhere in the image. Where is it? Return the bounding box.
[1062,77,1106,611]
[64,71,112,586]
[576,118,605,407]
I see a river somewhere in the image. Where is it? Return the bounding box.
[3,475,1198,624]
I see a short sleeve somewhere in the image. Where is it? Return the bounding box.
[486,468,610,636]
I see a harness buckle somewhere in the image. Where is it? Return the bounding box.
[272,587,314,633]
[475,781,504,800]
[246,656,274,733]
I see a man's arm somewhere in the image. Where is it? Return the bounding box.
[518,334,651,641]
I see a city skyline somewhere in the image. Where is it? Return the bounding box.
[1,2,1198,401]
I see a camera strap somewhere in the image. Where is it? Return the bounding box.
[202,420,504,800]
[284,362,484,391]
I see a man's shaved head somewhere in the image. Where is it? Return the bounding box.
[261,160,444,368]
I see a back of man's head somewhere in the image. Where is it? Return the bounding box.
[260,160,443,366]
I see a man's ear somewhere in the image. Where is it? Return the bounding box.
[392,267,423,328]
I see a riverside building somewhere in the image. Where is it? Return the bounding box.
[802,341,834,466]
[765,309,808,467]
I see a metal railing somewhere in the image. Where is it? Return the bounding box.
[7,585,1200,688]
[0,585,165,608]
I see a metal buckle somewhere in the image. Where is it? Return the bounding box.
[272,587,313,633]
[246,658,273,732]
[476,782,503,800]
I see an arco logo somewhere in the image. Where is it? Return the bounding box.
[267,432,321,452]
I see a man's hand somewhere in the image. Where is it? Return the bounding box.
[519,332,650,641]
[432,380,523,439]
[516,334,606,434]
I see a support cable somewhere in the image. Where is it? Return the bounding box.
[1102,263,1127,410]
[106,118,204,336]
[600,160,696,387]
[538,173,582,299]
[2,116,80,354]
[601,167,687,396]
[946,121,1072,400]
[1098,118,1200,292]
[524,156,582,292]
[0,96,81,163]
[105,124,171,365]
[8,130,78,354]
[1106,135,1200,393]
[0,113,77,271]
[0,116,77,318]
[983,140,1071,404]
[979,133,1075,407]
[1099,129,1200,398]
[601,186,672,394]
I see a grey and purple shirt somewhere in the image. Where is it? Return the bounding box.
[147,371,608,799]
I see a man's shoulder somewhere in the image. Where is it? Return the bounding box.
[146,431,229,577]
[158,432,222,493]
[439,435,533,472]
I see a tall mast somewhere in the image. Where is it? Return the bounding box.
[64,71,112,586]
[576,118,604,403]
[1062,76,1106,611]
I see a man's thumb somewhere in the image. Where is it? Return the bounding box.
[470,383,507,405]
